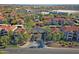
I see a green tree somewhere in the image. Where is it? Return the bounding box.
[24,18,35,32]
[0,36,10,47]
[41,26,52,33]
[52,31,64,41]
[46,33,53,41]
[11,19,17,25]
[20,32,31,41]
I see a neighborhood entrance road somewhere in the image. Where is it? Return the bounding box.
[2,47,79,54]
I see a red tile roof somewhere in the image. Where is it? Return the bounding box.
[51,26,79,32]
[53,18,65,21]
[0,24,16,31]
[51,27,60,33]
[0,16,4,20]
[62,26,79,32]
[43,16,51,20]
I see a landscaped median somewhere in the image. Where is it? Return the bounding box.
[46,41,79,48]
[0,50,7,54]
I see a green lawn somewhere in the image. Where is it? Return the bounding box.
[7,45,20,48]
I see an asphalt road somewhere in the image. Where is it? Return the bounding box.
[1,47,79,54]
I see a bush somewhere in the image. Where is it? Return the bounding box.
[16,32,31,46]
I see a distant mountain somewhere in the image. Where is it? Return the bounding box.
[0,4,79,10]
